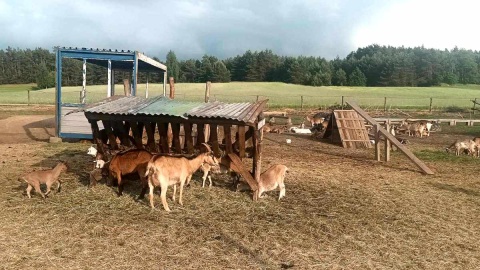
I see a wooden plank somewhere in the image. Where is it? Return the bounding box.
[384,122,391,162]
[253,129,262,196]
[227,153,257,191]
[238,126,246,158]
[171,123,182,154]
[196,124,205,147]
[224,124,233,154]
[157,122,169,153]
[89,120,106,157]
[209,124,221,157]
[129,121,144,149]
[145,122,157,152]
[183,123,194,154]
[101,121,119,150]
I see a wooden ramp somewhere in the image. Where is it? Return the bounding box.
[346,101,434,175]
[328,110,372,149]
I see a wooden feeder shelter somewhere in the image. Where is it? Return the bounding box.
[83,96,268,191]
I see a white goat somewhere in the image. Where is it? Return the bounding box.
[87,145,97,157]
[145,143,218,212]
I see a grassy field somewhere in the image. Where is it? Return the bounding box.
[2,83,480,110]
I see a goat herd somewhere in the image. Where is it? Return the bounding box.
[19,142,289,212]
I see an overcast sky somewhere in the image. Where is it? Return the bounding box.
[1,0,478,60]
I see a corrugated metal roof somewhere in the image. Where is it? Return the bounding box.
[84,96,267,124]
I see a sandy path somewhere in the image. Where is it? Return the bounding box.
[0,115,55,144]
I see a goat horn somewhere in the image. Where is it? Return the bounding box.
[201,143,212,153]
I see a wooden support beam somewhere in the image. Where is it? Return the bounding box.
[252,128,263,199]
[374,124,381,161]
[113,121,131,147]
[129,121,144,149]
[384,122,391,162]
[102,121,119,150]
[89,120,106,157]
[224,124,233,154]
[378,128,434,175]
[158,122,170,153]
[227,153,257,191]
[196,124,205,147]
[238,126,246,158]
[169,77,175,99]
[209,124,221,157]
[205,81,211,103]
[171,123,182,154]
[183,123,194,154]
[145,122,157,152]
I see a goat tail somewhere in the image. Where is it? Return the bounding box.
[144,162,155,178]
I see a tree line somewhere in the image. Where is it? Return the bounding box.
[1,45,479,89]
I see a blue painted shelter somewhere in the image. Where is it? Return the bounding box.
[55,47,167,139]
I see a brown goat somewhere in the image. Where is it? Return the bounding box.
[255,164,289,201]
[108,149,153,198]
[195,156,239,188]
[20,162,68,199]
[145,143,218,212]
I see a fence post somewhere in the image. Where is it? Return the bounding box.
[256,95,259,102]
[205,81,211,103]
[473,98,477,115]
[429,97,433,112]
[341,96,344,109]
[384,97,387,112]
[301,96,304,110]
[28,90,30,106]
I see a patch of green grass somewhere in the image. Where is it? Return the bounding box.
[415,149,480,163]
[1,82,480,109]
[440,124,480,136]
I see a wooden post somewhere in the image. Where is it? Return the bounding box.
[341,96,344,109]
[196,124,205,147]
[429,97,433,112]
[145,72,149,98]
[27,90,30,106]
[163,72,167,96]
[384,97,387,112]
[171,123,182,153]
[256,95,259,102]
[474,98,477,115]
[81,59,86,104]
[301,96,304,110]
[238,126,246,158]
[145,122,157,152]
[224,125,233,154]
[107,60,112,97]
[158,122,170,153]
[123,79,131,96]
[102,121,119,150]
[129,121,144,149]
[205,81,211,103]
[374,124,381,161]
[89,120,106,157]
[384,122,390,162]
[209,124,220,157]
[183,123,194,154]
[169,77,175,99]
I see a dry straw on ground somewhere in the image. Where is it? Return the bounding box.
[1,127,479,269]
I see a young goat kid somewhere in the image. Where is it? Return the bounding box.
[20,161,68,199]
[446,139,477,156]
[145,143,218,212]
[255,164,289,201]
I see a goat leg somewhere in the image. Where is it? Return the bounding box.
[148,181,155,209]
[26,185,33,199]
[160,182,171,212]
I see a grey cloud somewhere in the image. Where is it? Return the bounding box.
[0,0,398,60]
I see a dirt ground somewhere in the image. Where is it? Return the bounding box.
[0,106,480,269]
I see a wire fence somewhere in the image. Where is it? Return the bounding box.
[13,88,479,113]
